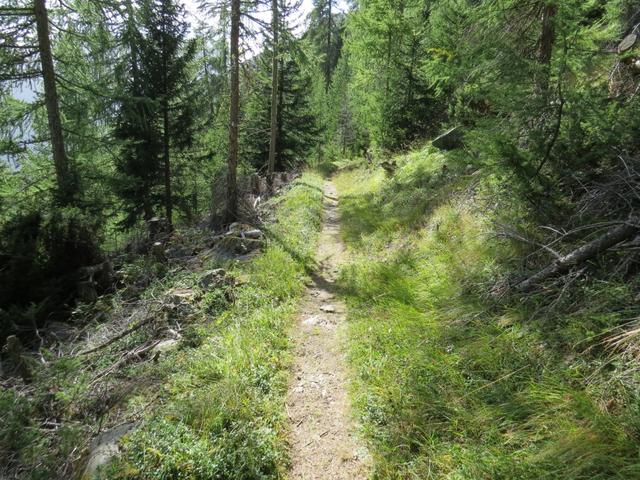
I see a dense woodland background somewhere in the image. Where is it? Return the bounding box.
[3,0,640,478]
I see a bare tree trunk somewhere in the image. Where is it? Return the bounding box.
[536,2,557,92]
[325,0,331,92]
[34,0,75,204]
[267,0,278,183]
[515,218,640,291]
[163,99,172,229]
[226,0,240,222]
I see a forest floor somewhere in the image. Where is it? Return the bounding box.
[1,173,329,479]
[286,181,370,479]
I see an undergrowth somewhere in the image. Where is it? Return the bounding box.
[335,147,640,479]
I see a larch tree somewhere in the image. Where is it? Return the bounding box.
[307,0,341,92]
[226,0,240,221]
[1,0,78,205]
[267,0,279,180]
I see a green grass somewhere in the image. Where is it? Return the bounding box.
[334,146,640,479]
[104,172,324,479]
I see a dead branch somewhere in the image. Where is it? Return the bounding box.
[515,217,640,291]
[495,223,562,259]
[77,316,154,356]
[90,340,160,385]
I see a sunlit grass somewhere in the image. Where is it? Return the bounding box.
[335,149,640,479]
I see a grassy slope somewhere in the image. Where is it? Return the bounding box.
[334,148,640,479]
[105,172,324,479]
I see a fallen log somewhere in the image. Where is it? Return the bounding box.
[514,217,640,292]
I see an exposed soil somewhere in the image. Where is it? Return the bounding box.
[286,181,370,479]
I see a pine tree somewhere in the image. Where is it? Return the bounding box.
[114,0,196,228]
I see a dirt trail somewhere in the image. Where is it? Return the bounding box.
[286,180,370,479]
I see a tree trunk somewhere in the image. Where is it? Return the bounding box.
[34,0,75,205]
[161,14,172,230]
[163,98,172,229]
[226,0,240,222]
[385,28,392,95]
[515,218,640,291]
[536,2,557,92]
[202,41,216,124]
[277,54,284,159]
[125,0,139,83]
[325,0,331,92]
[267,0,279,183]
[406,36,417,110]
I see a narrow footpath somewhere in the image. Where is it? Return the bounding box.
[286,181,370,479]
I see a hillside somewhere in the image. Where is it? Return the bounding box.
[2,174,325,478]
[3,0,640,478]
[335,148,640,479]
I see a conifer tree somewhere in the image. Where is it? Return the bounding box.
[243,50,320,170]
[226,0,240,221]
[0,0,78,204]
[267,0,279,179]
[307,0,342,91]
[114,0,196,228]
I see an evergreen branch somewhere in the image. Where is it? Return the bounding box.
[0,7,34,16]
[0,71,41,81]
[55,73,115,99]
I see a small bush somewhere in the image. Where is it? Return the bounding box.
[0,390,36,469]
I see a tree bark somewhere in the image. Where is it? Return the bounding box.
[226,0,240,222]
[515,218,640,291]
[202,41,216,124]
[325,0,331,92]
[161,8,172,230]
[34,0,75,205]
[163,98,172,229]
[536,2,557,92]
[267,0,278,182]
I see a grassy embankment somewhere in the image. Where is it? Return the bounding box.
[108,173,324,479]
[334,148,640,479]
[1,172,324,479]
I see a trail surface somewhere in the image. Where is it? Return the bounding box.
[286,181,370,479]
